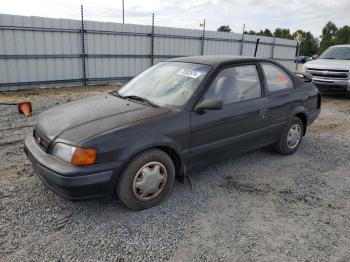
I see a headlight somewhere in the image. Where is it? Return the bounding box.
[52,143,97,166]
[52,143,75,162]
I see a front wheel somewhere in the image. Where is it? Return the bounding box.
[116,149,175,210]
[274,116,304,155]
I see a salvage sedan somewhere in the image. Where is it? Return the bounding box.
[24,56,321,210]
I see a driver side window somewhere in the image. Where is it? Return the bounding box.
[204,65,261,105]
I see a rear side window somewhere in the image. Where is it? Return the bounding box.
[261,63,294,92]
[204,65,261,104]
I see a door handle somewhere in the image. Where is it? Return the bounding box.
[259,109,268,118]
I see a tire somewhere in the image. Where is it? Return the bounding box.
[116,149,175,210]
[274,116,304,155]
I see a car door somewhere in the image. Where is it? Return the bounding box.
[189,63,270,168]
[260,62,298,141]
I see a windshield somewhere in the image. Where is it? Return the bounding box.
[116,62,210,107]
[319,46,350,60]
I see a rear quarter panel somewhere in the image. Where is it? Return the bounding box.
[292,78,320,117]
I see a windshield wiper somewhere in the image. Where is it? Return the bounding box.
[111,91,125,98]
[111,91,160,108]
[123,95,160,108]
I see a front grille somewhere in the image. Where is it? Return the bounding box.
[307,68,349,73]
[306,68,349,79]
[311,72,348,79]
[33,128,51,152]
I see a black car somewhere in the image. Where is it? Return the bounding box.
[24,56,321,210]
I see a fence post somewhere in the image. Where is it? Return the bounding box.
[80,5,87,86]
[295,42,301,71]
[240,23,245,55]
[254,38,260,57]
[150,13,155,66]
[200,19,206,55]
[122,0,125,24]
[270,34,276,59]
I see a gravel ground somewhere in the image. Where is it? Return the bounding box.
[1,86,350,262]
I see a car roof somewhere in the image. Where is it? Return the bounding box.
[167,55,271,66]
[329,44,350,48]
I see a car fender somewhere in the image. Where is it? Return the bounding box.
[289,106,308,135]
[290,106,307,121]
[118,136,188,176]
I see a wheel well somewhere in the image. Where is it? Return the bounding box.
[155,146,184,179]
[295,112,307,135]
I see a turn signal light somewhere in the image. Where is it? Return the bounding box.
[18,102,32,117]
[71,147,97,166]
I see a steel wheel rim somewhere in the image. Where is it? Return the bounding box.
[287,124,301,149]
[132,161,168,201]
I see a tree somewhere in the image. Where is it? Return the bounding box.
[274,28,293,39]
[256,29,273,37]
[319,21,338,53]
[334,25,350,45]
[292,30,319,56]
[217,25,232,32]
[244,30,257,35]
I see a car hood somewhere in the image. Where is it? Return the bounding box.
[305,59,350,70]
[35,93,168,143]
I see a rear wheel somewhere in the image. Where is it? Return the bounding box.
[116,149,175,210]
[274,116,304,155]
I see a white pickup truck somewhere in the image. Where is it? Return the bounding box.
[304,45,350,93]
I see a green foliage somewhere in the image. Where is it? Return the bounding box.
[318,22,350,53]
[334,25,350,45]
[292,30,319,56]
[257,29,273,37]
[217,25,232,32]
[274,28,293,40]
[244,29,272,37]
[319,21,338,53]
[244,30,256,35]
[221,21,350,55]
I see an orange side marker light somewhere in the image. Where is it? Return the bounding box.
[17,102,32,117]
[71,147,97,166]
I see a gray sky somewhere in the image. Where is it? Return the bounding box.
[1,0,349,37]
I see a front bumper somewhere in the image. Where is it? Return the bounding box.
[24,128,125,200]
[312,77,350,93]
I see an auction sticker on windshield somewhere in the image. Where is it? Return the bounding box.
[176,68,202,79]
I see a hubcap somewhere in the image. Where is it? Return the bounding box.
[132,161,168,201]
[287,124,301,149]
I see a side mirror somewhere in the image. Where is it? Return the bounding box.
[295,72,313,82]
[195,98,223,112]
[312,55,318,60]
